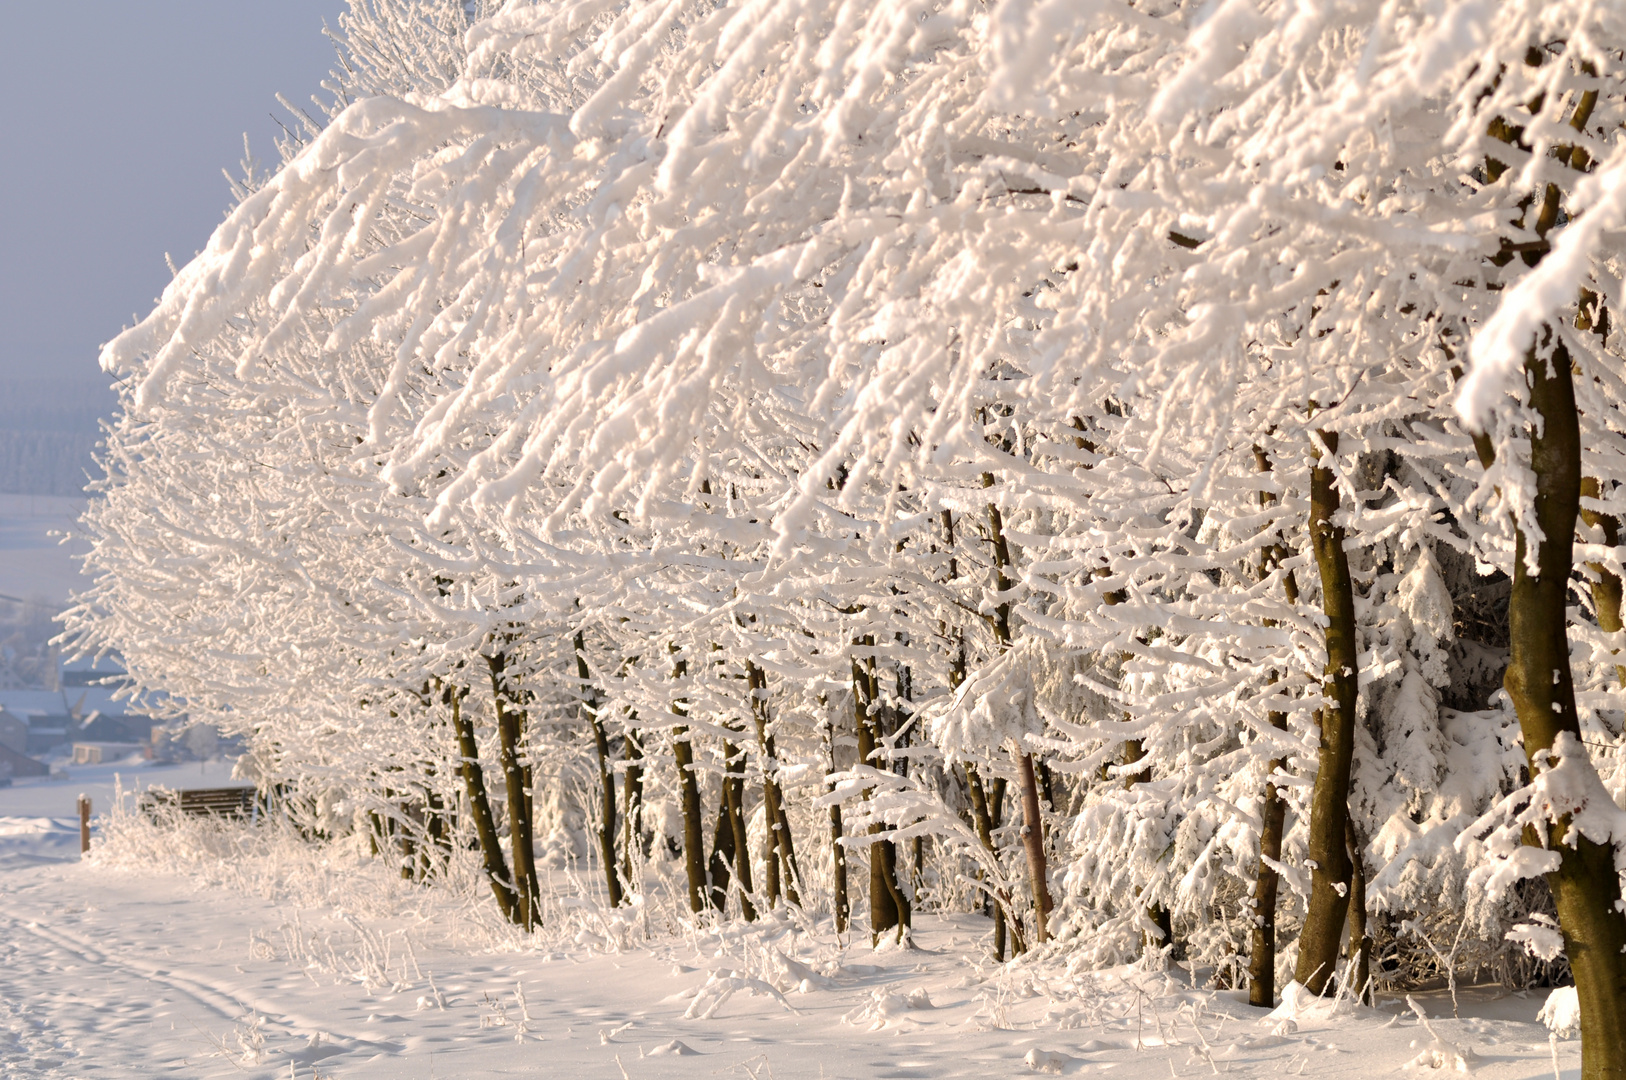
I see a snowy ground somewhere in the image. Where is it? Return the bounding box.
[0,758,240,870]
[0,816,1584,1080]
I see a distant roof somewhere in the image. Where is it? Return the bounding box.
[0,690,66,714]
[66,688,132,716]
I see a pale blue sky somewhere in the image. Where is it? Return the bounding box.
[0,2,347,389]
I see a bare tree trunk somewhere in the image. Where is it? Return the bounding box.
[825,710,849,934]
[487,649,540,930]
[1248,446,1300,1007]
[1248,746,1287,1005]
[575,631,622,907]
[1293,430,1358,995]
[448,683,520,923]
[962,760,1008,959]
[708,733,755,920]
[748,661,801,908]
[708,777,734,912]
[1014,748,1053,943]
[621,724,645,888]
[942,508,1009,959]
[1580,477,1626,689]
[854,645,910,945]
[983,486,1051,946]
[670,651,708,915]
[724,736,756,920]
[1345,818,1371,1004]
[1505,338,1626,1080]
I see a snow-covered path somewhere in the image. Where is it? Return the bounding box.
[0,855,1583,1078]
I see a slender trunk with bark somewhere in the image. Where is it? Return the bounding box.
[1249,445,1300,1007]
[748,661,801,908]
[575,631,622,907]
[1345,818,1371,1005]
[1505,340,1626,1080]
[670,652,708,915]
[944,508,1010,959]
[708,778,734,912]
[487,649,540,930]
[448,684,520,924]
[622,724,645,887]
[1581,477,1626,689]
[1294,429,1358,995]
[713,734,756,920]
[825,711,849,934]
[854,646,910,944]
[984,484,1053,945]
[1014,748,1053,944]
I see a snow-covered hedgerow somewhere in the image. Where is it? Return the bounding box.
[59,0,1626,1026]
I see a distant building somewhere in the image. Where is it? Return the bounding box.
[72,741,147,765]
[0,741,48,779]
[0,707,25,754]
[0,655,160,757]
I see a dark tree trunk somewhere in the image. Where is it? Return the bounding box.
[1505,339,1626,1080]
[487,649,540,930]
[448,684,520,923]
[1014,749,1053,944]
[1294,430,1358,995]
[1248,445,1300,1007]
[622,724,645,887]
[670,652,708,915]
[824,707,849,934]
[962,761,1009,959]
[983,486,1051,948]
[575,631,622,908]
[1248,755,1286,1006]
[708,778,734,912]
[1580,477,1626,689]
[1345,818,1372,1004]
[854,646,910,945]
[748,661,801,908]
[724,736,756,920]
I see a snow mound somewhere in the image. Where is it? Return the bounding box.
[1267,981,1353,1026]
[1024,1047,1076,1073]
[1538,987,1580,1039]
[844,986,934,1029]
[648,1039,699,1056]
[1402,995,1478,1072]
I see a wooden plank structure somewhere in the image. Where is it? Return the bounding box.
[139,785,260,820]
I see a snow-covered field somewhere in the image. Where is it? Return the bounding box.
[0,493,89,604]
[0,808,1584,1079]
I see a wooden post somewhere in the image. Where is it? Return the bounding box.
[78,795,91,854]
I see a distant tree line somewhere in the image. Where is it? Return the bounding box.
[0,377,112,496]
